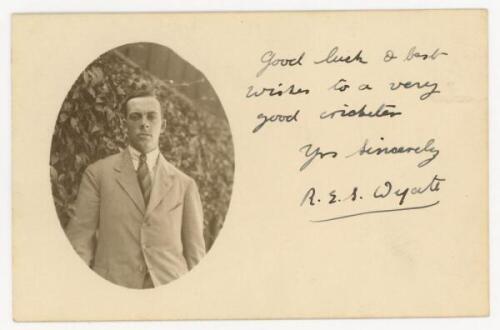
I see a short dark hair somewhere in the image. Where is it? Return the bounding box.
[121,87,165,118]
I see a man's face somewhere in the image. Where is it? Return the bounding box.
[125,96,166,154]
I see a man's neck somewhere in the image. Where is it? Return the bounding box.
[128,145,159,156]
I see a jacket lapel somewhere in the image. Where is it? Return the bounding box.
[145,154,174,217]
[114,149,146,214]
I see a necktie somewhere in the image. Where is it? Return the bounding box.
[137,153,152,205]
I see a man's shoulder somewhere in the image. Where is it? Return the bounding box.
[85,151,123,173]
[160,157,197,186]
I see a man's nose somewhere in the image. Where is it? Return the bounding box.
[140,117,151,128]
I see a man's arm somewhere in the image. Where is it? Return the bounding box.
[65,165,100,266]
[181,179,206,269]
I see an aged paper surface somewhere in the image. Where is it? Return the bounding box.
[12,10,488,320]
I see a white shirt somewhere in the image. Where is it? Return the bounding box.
[128,145,160,182]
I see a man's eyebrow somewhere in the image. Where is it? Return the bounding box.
[128,110,160,115]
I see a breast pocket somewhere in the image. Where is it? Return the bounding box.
[168,202,182,213]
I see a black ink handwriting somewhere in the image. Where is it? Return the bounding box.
[253,110,300,133]
[389,80,440,101]
[299,144,338,171]
[314,47,368,65]
[256,50,305,78]
[246,83,310,98]
[346,137,439,167]
[320,104,401,120]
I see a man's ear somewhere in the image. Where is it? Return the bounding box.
[161,119,167,133]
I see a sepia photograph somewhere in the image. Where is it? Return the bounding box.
[49,42,234,289]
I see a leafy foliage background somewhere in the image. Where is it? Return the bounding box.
[50,45,234,250]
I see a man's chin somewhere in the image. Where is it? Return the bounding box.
[130,142,156,154]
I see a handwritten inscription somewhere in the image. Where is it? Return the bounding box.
[301,175,445,207]
[373,174,445,205]
[246,83,310,98]
[314,47,368,65]
[299,144,338,171]
[405,47,448,61]
[299,137,439,172]
[384,47,448,62]
[301,175,445,222]
[320,104,401,120]
[329,78,374,92]
[346,137,439,168]
[256,50,305,77]
[245,46,449,222]
[253,110,300,133]
[389,80,440,101]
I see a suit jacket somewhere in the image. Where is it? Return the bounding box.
[65,149,206,289]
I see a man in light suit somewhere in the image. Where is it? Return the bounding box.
[65,89,206,289]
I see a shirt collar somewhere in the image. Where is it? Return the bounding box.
[128,145,160,172]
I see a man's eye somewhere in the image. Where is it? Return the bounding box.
[147,114,159,121]
[129,114,141,120]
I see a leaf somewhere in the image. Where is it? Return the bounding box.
[105,108,115,121]
[75,154,83,170]
[50,152,60,165]
[59,113,69,123]
[90,88,97,98]
[91,124,101,134]
[83,70,90,84]
[50,166,58,182]
[91,67,104,84]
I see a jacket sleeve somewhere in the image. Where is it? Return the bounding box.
[181,179,206,269]
[65,164,100,266]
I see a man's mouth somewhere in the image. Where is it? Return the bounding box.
[137,133,152,138]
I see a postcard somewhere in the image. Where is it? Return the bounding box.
[12,10,488,320]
